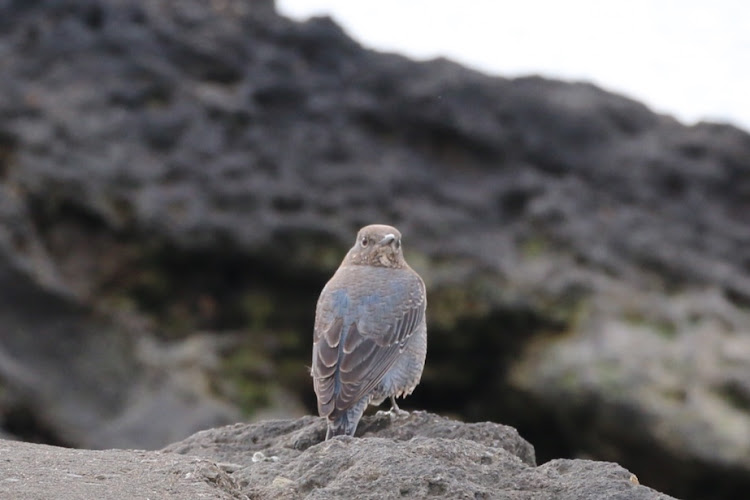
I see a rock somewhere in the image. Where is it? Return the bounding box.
[164,413,672,500]
[164,412,536,468]
[0,439,246,500]
[0,1,748,499]
[0,211,240,449]
[509,288,750,498]
[1,414,673,499]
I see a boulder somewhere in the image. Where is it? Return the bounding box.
[0,413,676,499]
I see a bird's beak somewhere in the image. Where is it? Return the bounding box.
[379,234,396,246]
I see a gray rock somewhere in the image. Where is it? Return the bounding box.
[508,288,750,499]
[0,414,674,499]
[0,438,246,500]
[0,213,239,448]
[163,413,672,500]
[164,411,536,467]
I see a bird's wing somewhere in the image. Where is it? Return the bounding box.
[312,270,425,418]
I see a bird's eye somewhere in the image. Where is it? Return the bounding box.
[361,237,368,247]
[395,239,401,249]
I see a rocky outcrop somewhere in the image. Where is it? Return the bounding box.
[0,224,239,448]
[0,413,675,500]
[0,1,748,499]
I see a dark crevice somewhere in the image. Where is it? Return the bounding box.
[81,3,104,30]
[405,306,565,420]
[716,380,750,412]
[118,243,322,334]
[2,406,72,447]
[28,197,110,234]
[0,130,18,180]
[154,33,244,85]
[724,286,750,309]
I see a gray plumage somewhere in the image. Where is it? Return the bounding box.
[311,224,427,439]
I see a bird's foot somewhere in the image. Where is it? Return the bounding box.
[376,397,409,419]
[388,407,409,418]
[388,396,409,419]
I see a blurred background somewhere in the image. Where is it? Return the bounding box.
[0,1,748,500]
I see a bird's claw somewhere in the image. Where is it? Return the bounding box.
[389,407,409,418]
[384,396,409,419]
[375,408,408,420]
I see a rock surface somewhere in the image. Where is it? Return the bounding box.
[0,1,748,500]
[0,413,675,500]
[0,439,245,500]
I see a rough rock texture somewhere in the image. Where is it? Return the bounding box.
[166,412,671,500]
[0,1,748,500]
[0,414,674,499]
[0,438,246,500]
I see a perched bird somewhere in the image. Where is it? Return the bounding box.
[311,224,427,439]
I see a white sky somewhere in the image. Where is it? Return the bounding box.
[278,0,750,132]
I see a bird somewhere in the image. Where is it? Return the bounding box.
[311,224,427,439]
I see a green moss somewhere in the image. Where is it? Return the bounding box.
[220,341,273,414]
[403,250,431,276]
[278,328,304,351]
[217,324,313,416]
[161,305,197,337]
[313,245,345,271]
[537,292,589,329]
[232,381,272,414]
[661,387,688,403]
[622,311,677,338]
[128,268,172,310]
[279,236,346,273]
[239,291,274,330]
[560,369,580,391]
[656,321,677,337]
[520,237,549,258]
[594,359,624,393]
[428,286,482,331]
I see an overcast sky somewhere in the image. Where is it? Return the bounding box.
[278,0,750,132]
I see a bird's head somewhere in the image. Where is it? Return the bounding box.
[345,224,405,268]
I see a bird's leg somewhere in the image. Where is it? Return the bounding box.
[388,396,409,418]
[375,396,409,419]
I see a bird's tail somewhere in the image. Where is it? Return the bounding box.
[326,398,368,439]
[326,413,354,439]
